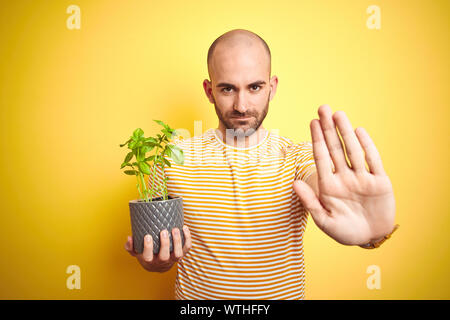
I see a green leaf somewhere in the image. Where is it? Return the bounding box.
[123,152,133,164]
[138,161,151,175]
[133,128,144,139]
[124,170,138,175]
[140,145,153,155]
[162,157,172,167]
[144,137,158,144]
[144,142,156,149]
[120,162,132,169]
[162,129,173,139]
[145,155,156,162]
[128,140,137,149]
[154,120,169,130]
[167,145,184,165]
[165,122,174,131]
[137,152,145,162]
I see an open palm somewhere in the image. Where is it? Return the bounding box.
[293,105,396,246]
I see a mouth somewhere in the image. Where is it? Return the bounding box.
[231,116,252,120]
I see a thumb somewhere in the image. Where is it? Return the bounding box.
[293,180,329,228]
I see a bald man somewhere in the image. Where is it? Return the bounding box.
[125,29,398,300]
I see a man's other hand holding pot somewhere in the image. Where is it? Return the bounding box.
[124,225,192,273]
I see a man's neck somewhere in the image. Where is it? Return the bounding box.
[215,124,268,148]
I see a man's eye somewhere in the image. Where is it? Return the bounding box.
[221,86,261,93]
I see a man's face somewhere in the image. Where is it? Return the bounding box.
[205,43,276,137]
[212,87,270,137]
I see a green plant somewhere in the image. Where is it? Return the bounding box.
[119,120,184,202]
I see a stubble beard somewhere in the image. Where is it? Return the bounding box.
[213,94,270,139]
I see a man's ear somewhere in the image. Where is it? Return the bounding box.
[203,79,215,104]
[268,75,278,100]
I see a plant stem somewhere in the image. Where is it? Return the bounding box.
[163,169,169,201]
[150,146,159,201]
[160,164,166,200]
[139,171,148,202]
[149,162,156,202]
[137,147,149,202]
[156,164,163,200]
[132,164,144,200]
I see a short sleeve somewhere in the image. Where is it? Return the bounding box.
[294,142,316,182]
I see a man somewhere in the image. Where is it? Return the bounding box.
[124,29,398,299]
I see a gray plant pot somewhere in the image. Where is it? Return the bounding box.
[129,195,185,254]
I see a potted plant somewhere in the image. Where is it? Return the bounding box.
[120,120,185,254]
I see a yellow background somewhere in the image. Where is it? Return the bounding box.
[0,0,448,299]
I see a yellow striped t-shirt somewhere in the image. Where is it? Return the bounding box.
[148,128,316,300]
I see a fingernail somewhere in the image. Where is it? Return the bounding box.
[162,230,168,237]
[174,229,179,236]
[145,235,151,242]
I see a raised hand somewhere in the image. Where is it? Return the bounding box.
[293,105,396,246]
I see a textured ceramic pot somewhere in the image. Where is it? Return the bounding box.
[129,195,185,254]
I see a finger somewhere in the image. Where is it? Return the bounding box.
[171,228,183,261]
[125,236,137,256]
[293,180,330,230]
[310,119,334,179]
[332,111,366,173]
[355,127,386,176]
[318,105,350,172]
[142,234,154,263]
[158,229,171,262]
[182,225,192,255]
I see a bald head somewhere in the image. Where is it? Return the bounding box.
[207,29,271,80]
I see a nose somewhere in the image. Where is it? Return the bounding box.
[233,104,247,114]
[233,91,248,114]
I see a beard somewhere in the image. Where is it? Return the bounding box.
[213,93,270,138]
